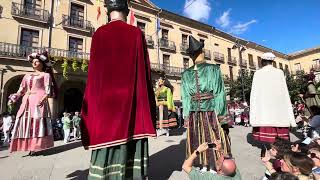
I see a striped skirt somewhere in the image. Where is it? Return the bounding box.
[252,127,290,143]
[186,111,231,171]
[156,105,177,129]
[88,139,149,180]
[10,102,53,152]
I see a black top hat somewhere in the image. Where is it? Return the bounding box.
[186,35,204,56]
[105,0,129,16]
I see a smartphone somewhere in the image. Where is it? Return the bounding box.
[260,145,267,158]
[208,143,216,148]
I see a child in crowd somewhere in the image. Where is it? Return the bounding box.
[62,112,71,144]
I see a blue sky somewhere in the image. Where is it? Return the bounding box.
[151,0,320,54]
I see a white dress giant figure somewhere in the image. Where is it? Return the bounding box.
[250,52,296,143]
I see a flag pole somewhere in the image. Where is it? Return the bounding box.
[157,9,162,69]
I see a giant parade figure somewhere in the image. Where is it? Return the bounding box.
[80,0,156,179]
[181,35,231,172]
[250,52,296,144]
[155,77,177,137]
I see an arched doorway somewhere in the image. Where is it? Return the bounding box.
[3,75,24,114]
[63,88,83,113]
[58,80,85,117]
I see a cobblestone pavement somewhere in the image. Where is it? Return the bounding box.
[0,126,299,180]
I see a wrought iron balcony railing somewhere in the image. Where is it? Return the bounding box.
[164,65,185,76]
[62,15,94,33]
[180,43,189,53]
[239,59,248,68]
[227,56,237,65]
[146,35,154,47]
[150,63,184,76]
[159,38,176,51]
[0,42,89,61]
[213,52,225,63]
[11,2,50,23]
[204,49,211,60]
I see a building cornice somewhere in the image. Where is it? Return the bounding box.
[288,47,320,60]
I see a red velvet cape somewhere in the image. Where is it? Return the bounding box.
[81,21,156,150]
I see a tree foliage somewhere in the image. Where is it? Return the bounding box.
[228,69,307,103]
[228,69,254,102]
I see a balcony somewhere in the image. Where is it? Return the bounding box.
[150,63,184,77]
[11,2,50,23]
[227,56,237,66]
[164,65,185,76]
[62,15,94,33]
[180,43,189,54]
[204,49,211,60]
[239,60,248,68]
[213,52,225,63]
[249,62,257,69]
[0,42,89,61]
[145,35,154,47]
[47,48,89,60]
[159,38,176,52]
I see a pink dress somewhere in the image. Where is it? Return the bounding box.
[10,72,54,152]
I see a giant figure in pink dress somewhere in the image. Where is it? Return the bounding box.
[8,51,58,155]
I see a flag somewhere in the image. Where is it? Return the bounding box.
[96,0,101,21]
[97,6,101,20]
[127,8,136,26]
[156,18,161,32]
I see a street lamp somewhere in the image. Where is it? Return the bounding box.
[232,41,246,102]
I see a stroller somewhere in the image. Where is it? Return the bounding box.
[52,118,64,141]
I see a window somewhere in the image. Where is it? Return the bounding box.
[272,61,277,68]
[70,3,84,27]
[285,64,289,73]
[229,66,233,81]
[162,29,169,39]
[200,39,205,45]
[69,37,83,52]
[20,28,39,47]
[257,56,262,68]
[0,5,3,18]
[24,0,41,9]
[214,43,219,46]
[183,58,189,70]
[137,21,146,34]
[163,54,170,70]
[248,54,253,65]
[295,63,301,71]
[227,48,231,60]
[279,63,283,70]
[313,59,320,69]
[182,34,188,45]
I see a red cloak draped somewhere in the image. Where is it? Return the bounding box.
[81,20,156,150]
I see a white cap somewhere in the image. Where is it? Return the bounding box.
[262,52,276,61]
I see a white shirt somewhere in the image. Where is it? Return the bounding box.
[2,116,13,131]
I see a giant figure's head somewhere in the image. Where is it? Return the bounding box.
[105,0,130,16]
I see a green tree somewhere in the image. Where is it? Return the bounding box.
[285,70,306,102]
[228,69,307,103]
[229,69,254,102]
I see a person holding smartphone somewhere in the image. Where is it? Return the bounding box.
[182,141,241,179]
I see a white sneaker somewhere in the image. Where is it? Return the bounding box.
[209,169,217,174]
[166,129,170,137]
